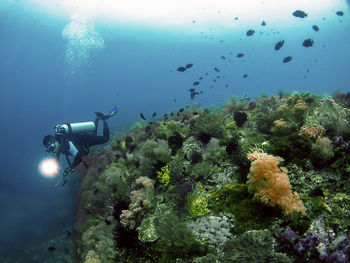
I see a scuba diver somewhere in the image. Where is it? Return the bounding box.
[42,105,119,186]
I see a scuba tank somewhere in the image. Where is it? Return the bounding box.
[55,122,96,136]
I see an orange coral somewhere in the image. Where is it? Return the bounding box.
[247,153,306,215]
[299,124,326,139]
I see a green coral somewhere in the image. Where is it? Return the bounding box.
[220,230,292,263]
[157,165,171,184]
[187,190,211,217]
[208,184,279,234]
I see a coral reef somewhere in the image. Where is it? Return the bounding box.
[69,92,350,263]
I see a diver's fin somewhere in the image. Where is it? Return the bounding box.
[108,105,119,117]
[95,106,119,121]
[94,112,104,119]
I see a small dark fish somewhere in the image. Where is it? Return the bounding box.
[293,10,308,18]
[246,29,255,36]
[213,79,217,82]
[189,88,195,92]
[274,40,285,51]
[173,99,176,102]
[152,112,157,117]
[190,91,199,100]
[243,74,248,78]
[140,113,146,120]
[163,113,168,117]
[177,66,186,72]
[221,56,226,60]
[303,39,314,47]
[170,112,174,116]
[193,81,200,86]
[179,108,184,112]
[185,63,193,69]
[48,246,56,252]
[261,21,266,26]
[236,53,244,58]
[199,77,203,80]
[283,56,292,63]
[214,67,220,72]
[234,17,238,20]
[216,76,220,79]
[312,25,319,32]
[336,11,344,16]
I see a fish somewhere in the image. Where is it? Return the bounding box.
[246,29,255,36]
[221,56,226,60]
[199,77,203,80]
[190,91,199,100]
[312,25,319,32]
[214,67,220,72]
[261,21,266,26]
[293,10,308,18]
[243,74,248,78]
[193,81,200,85]
[236,53,244,58]
[185,63,193,69]
[274,40,285,51]
[189,88,196,92]
[303,39,314,47]
[283,56,292,63]
[336,11,344,16]
[179,108,184,112]
[177,66,186,72]
[152,112,157,117]
[140,113,146,120]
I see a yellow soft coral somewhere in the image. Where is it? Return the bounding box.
[247,153,306,215]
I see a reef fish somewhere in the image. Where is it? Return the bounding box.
[140,113,146,120]
[303,39,314,47]
[185,63,193,69]
[246,29,255,36]
[336,11,344,16]
[193,81,200,86]
[283,56,293,63]
[177,66,186,72]
[293,10,308,18]
[312,25,319,32]
[236,53,244,58]
[261,21,266,26]
[243,74,248,78]
[274,40,285,51]
[152,112,157,117]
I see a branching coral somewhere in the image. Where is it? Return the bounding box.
[247,153,306,216]
[120,176,155,229]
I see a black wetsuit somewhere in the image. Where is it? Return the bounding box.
[55,119,109,169]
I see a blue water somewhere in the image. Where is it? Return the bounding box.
[0,0,349,259]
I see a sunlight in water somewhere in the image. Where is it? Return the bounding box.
[15,0,346,31]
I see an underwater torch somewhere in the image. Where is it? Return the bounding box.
[39,158,60,178]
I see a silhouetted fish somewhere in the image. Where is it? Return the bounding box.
[246,29,255,36]
[214,67,220,72]
[237,53,244,58]
[243,74,248,78]
[177,66,186,72]
[283,56,292,63]
[189,88,195,92]
[179,108,184,112]
[261,21,266,26]
[293,10,308,18]
[303,39,314,47]
[193,81,200,85]
[274,40,285,50]
[152,112,157,117]
[336,11,344,16]
[140,113,146,120]
[185,63,193,69]
[221,56,226,60]
[312,25,319,32]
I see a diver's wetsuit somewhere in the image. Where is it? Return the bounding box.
[55,119,109,169]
